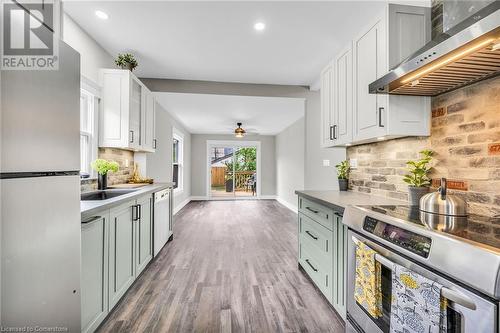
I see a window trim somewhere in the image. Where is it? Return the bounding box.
[173,128,184,195]
[80,78,100,179]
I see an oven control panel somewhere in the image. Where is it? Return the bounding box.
[363,216,432,258]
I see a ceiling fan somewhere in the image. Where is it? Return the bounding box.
[233,122,259,137]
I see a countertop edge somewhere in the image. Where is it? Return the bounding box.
[294,190,346,213]
[81,183,174,217]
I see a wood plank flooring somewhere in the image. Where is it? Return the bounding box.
[97,200,345,333]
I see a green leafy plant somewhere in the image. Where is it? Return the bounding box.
[403,149,434,187]
[335,160,350,180]
[115,53,138,71]
[91,159,119,175]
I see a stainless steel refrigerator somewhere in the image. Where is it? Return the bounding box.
[1,40,81,330]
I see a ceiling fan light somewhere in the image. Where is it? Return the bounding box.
[234,122,246,138]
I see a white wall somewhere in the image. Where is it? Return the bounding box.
[141,102,191,213]
[275,117,305,211]
[62,13,114,84]
[190,134,276,198]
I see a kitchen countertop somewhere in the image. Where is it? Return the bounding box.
[81,182,174,216]
[295,190,406,213]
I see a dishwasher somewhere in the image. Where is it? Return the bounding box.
[153,188,172,256]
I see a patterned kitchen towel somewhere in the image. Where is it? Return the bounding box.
[354,241,383,318]
[390,263,447,333]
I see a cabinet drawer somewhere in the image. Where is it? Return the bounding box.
[299,242,332,303]
[299,213,332,260]
[298,197,334,230]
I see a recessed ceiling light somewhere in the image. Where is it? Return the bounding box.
[95,10,108,20]
[254,22,265,31]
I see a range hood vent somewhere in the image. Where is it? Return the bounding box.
[370,2,500,97]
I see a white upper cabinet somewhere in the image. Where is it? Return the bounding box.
[333,44,353,146]
[320,62,334,147]
[320,3,431,147]
[141,91,156,152]
[99,69,156,152]
[353,4,431,144]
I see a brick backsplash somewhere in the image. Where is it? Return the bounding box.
[346,76,500,217]
[80,148,134,192]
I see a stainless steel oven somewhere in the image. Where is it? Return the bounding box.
[343,205,500,333]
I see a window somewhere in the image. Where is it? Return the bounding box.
[173,129,184,192]
[80,88,98,177]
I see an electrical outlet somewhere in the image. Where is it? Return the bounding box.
[323,159,330,167]
[350,158,358,169]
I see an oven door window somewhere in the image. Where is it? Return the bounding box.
[357,265,463,333]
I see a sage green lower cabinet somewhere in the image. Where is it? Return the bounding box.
[81,214,109,333]
[297,196,348,321]
[135,194,153,276]
[332,214,348,319]
[108,201,136,309]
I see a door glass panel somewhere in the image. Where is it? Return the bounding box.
[233,147,257,197]
[210,147,234,197]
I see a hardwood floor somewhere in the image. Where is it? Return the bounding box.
[97,200,345,333]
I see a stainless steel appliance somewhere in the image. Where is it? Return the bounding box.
[153,188,173,256]
[1,41,81,329]
[344,204,500,333]
[369,2,500,96]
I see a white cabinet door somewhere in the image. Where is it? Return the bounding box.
[100,71,131,148]
[129,79,142,150]
[353,17,388,142]
[333,44,353,146]
[141,91,156,152]
[320,63,335,147]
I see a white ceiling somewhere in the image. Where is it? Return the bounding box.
[63,1,391,86]
[154,93,305,135]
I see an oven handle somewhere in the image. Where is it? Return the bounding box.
[351,236,477,310]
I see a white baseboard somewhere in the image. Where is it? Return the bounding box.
[190,196,209,201]
[173,197,191,215]
[260,195,277,200]
[276,197,298,213]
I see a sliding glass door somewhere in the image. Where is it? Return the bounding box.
[209,144,258,198]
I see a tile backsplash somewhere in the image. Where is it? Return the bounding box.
[347,76,500,217]
[80,148,134,192]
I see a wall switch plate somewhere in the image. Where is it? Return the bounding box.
[350,158,358,169]
[323,159,330,167]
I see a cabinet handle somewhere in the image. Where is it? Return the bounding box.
[378,107,385,128]
[132,205,139,221]
[137,204,142,221]
[153,139,157,149]
[306,206,319,214]
[305,259,318,272]
[329,126,334,140]
[333,125,337,140]
[82,216,101,224]
[305,230,318,240]
[129,130,134,143]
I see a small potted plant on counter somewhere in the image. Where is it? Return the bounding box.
[115,53,138,71]
[336,160,350,191]
[403,149,433,205]
[92,159,119,190]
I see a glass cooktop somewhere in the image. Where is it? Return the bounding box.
[360,205,500,250]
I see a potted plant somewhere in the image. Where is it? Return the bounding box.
[403,149,433,205]
[336,160,350,191]
[115,53,138,71]
[91,159,119,190]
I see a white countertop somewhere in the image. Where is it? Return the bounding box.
[81,182,174,216]
[295,190,406,212]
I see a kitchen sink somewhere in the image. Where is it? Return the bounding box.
[81,189,139,201]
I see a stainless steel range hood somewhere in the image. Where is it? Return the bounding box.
[370,2,500,96]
